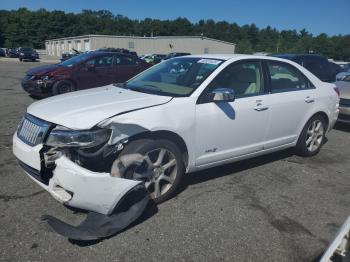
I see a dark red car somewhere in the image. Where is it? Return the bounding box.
[21,51,151,97]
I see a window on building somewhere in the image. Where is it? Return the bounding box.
[204,48,209,54]
[128,41,135,49]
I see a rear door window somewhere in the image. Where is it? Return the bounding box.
[266,61,314,92]
[115,55,136,66]
[85,55,113,68]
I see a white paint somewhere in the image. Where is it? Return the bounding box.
[84,40,90,51]
[14,54,339,212]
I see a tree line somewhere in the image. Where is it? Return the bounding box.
[0,8,349,60]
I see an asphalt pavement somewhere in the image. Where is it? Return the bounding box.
[0,58,350,262]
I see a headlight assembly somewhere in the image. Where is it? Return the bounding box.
[42,75,50,81]
[46,126,111,148]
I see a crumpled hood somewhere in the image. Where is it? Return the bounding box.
[27,85,172,129]
[26,64,62,76]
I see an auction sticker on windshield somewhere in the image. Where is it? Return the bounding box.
[197,59,222,65]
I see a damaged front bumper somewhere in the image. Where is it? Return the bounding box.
[13,133,142,215]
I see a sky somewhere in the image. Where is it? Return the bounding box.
[1,0,349,36]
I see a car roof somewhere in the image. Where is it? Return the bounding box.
[185,54,294,63]
[272,53,325,59]
[92,51,134,56]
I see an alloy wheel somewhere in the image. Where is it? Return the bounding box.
[131,148,177,199]
[305,119,324,152]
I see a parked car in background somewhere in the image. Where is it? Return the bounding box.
[142,54,166,64]
[13,55,339,212]
[337,62,350,72]
[60,48,82,62]
[21,51,151,97]
[163,52,191,60]
[335,74,350,123]
[7,48,19,58]
[18,47,39,62]
[0,48,5,57]
[271,54,339,83]
[96,48,138,57]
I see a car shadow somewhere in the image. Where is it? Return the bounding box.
[178,148,296,194]
[29,95,45,100]
[216,102,236,120]
[334,122,350,132]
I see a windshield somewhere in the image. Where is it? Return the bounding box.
[123,57,223,97]
[59,52,93,67]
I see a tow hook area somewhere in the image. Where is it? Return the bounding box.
[41,156,152,241]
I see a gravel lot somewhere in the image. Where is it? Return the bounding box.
[0,59,350,262]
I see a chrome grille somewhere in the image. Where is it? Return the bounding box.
[17,114,51,146]
[339,98,350,107]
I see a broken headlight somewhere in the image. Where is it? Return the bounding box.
[46,126,111,148]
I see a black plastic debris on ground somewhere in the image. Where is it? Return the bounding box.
[42,184,150,241]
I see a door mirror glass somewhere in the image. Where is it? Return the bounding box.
[210,88,235,102]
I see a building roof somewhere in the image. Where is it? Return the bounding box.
[46,35,235,46]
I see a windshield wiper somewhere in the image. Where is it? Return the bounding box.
[113,82,127,89]
[141,84,162,91]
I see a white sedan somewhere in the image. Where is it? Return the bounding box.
[13,54,339,214]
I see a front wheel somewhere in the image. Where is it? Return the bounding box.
[296,115,326,157]
[51,80,76,96]
[114,139,184,203]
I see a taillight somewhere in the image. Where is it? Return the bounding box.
[334,87,340,97]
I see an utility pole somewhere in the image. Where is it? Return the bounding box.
[276,34,281,53]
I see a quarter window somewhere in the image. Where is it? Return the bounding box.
[206,61,263,98]
[267,61,313,92]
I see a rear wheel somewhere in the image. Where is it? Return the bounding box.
[296,115,326,157]
[51,80,76,95]
[115,139,184,203]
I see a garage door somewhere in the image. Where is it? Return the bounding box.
[84,40,90,51]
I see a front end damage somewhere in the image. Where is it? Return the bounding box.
[41,156,150,241]
[48,156,143,215]
[13,115,154,240]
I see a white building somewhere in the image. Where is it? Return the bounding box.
[45,35,236,57]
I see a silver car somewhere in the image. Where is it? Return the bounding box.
[336,74,350,123]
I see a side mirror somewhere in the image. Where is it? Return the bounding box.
[210,88,235,102]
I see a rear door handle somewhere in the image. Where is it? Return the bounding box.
[305,96,315,103]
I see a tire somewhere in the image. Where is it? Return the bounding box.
[31,59,36,62]
[19,58,22,62]
[116,139,184,204]
[296,115,326,157]
[51,80,76,96]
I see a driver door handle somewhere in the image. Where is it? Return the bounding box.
[254,103,269,111]
[305,96,315,103]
